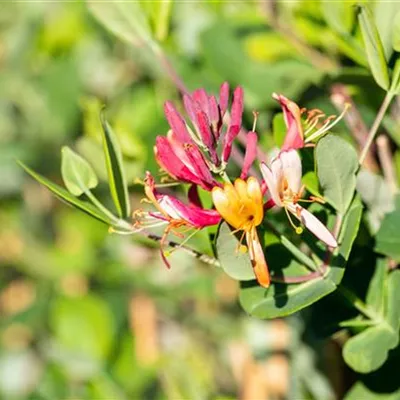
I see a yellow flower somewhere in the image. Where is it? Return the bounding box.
[212,177,270,288]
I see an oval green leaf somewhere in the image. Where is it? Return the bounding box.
[357,5,390,90]
[316,135,358,215]
[61,146,98,196]
[100,112,130,218]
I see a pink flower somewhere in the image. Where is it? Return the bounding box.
[134,173,221,267]
[155,83,252,188]
[273,93,349,151]
[260,150,337,248]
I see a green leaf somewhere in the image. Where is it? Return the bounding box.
[342,267,400,373]
[239,197,362,319]
[321,0,354,34]
[375,202,400,261]
[61,146,98,196]
[389,56,400,94]
[100,112,130,218]
[215,222,254,281]
[272,113,286,148]
[366,259,387,315]
[87,0,157,50]
[18,161,114,225]
[392,11,400,51]
[343,325,397,373]
[345,382,400,400]
[357,5,390,90]
[316,135,358,215]
[374,0,400,60]
[51,294,114,362]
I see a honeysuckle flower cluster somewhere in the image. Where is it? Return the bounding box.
[133,83,346,288]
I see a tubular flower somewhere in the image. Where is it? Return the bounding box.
[134,173,221,267]
[260,150,337,248]
[273,93,349,151]
[155,83,253,188]
[212,177,270,288]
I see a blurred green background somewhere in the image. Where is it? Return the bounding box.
[1,1,399,399]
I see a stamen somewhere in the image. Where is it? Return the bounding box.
[165,227,200,256]
[284,205,303,234]
[252,111,259,132]
[305,103,350,143]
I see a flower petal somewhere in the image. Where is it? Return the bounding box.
[279,150,302,194]
[260,162,282,206]
[273,93,304,151]
[164,101,192,142]
[219,82,230,117]
[246,229,270,288]
[290,205,338,248]
[222,86,244,163]
[159,194,221,227]
[240,131,258,179]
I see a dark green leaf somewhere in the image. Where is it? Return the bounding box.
[239,196,362,319]
[61,146,98,196]
[316,135,358,214]
[100,112,130,218]
[366,259,387,315]
[357,5,390,90]
[19,161,114,225]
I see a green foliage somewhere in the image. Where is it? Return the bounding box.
[215,222,254,281]
[61,146,98,196]
[316,135,358,215]
[357,5,390,90]
[343,267,400,373]
[375,200,400,261]
[100,113,130,218]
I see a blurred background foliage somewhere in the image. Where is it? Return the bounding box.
[1,0,400,399]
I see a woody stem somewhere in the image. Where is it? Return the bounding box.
[359,92,394,165]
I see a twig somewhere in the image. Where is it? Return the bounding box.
[359,92,394,165]
[376,134,398,194]
[330,84,378,172]
[258,0,339,72]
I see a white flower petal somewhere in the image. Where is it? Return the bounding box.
[280,150,302,194]
[260,162,282,206]
[294,206,338,248]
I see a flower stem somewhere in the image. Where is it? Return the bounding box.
[84,189,120,225]
[337,285,381,322]
[359,92,394,166]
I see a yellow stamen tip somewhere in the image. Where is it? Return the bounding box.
[239,244,248,254]
[295,227,303,235]
[164,251,171,257]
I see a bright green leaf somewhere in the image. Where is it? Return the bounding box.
[343,325,397,373]
[316,135,358,215]
[375,203,400,261]
[386,269,400,331]
[87,0,157,50]
[18,161,113,225]
[345,382,400,400]
[61,146,98,196]
[357,5,390,90]
[365,259,387,315]
[215,222,254,281]
[374,0,400,60]
[100,112,130,218]
[321,0,354,34]
[392,11,400,51]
